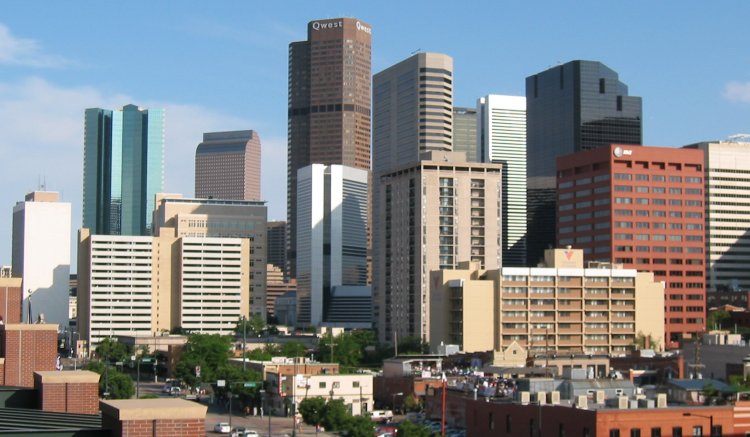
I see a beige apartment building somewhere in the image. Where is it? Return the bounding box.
[374,151,502,343]
[77,228,250,348]
[152,193,267,318]
[430,247,665,355]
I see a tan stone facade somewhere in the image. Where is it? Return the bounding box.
[375,151,502,342]
[429,248,665,355]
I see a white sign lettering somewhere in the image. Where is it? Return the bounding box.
[356,21,372,34]
[311,21,343,31]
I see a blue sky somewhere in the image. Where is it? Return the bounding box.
[1,1,749,265]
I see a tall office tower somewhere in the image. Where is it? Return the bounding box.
[557,144,706,346]
[526,60,642,265]
[267,221,287,273]
[296,164,369,327]
[478,95,527,266]
[372,52,453,176]
[83,104,165,236]
[287,17,372,279]
[11,191,71,325]
[375,151,502,343]
[195,130,261,201]
[453,107,478,162]
[78,229,250,346]
[152,194,267,318]
[683,138,750,292]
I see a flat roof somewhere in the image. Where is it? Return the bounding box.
[0,407,102,433]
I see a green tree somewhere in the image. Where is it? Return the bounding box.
[397,420,432,437]
[707,310,731,331]
[85,360,134,399]
[235,315,267,337]
[397,336,429,355]
[403,393,422,412]
[298,396,326,428]
[281,341,306,358]
[341,415,376,437]
[95,338,131,362]
[321,399,349,432]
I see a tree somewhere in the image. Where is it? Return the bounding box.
[403,393,422,412]
[299,397,326,428]
[341,415,376,437]
[85,360,135,399]
[235,315,266,337]
[397,420,432,437]
[707,310,731,331]
[281,341,306,358]
[397,336,429,355]
[95,338,131,362]
[321,399,349,432]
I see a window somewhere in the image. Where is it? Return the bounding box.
[672,427,682,437]
[631,430,641,437]
[505,414,511,432]
[691,425,702,436]
[650,428,661,437]
[611,430,621,437]
[353,381,360,388]
[319,382,326,389]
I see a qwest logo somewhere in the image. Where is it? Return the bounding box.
[311,21,343,31]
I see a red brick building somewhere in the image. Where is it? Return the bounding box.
[0,277,22,324]
[100,398,207,437]
[557,144,706,346]
[0,324,57,387]
[34,370,100,414]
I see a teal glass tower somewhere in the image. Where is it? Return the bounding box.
[83,104,165,236]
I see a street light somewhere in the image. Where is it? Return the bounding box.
[683,412,715,436]
[260,389,271,437]
[241,315,247,371]
[392,392,404,413]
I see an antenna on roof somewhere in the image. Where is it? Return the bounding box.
[410,49,421,55]
[727,134,750,143]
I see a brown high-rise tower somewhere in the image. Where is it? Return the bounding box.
[287,17,372,278]
[195,130,261,201]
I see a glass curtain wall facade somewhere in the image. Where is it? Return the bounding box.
[83,104,164,236]
[526,60,641,265]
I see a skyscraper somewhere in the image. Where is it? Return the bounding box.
[287,17,372,279]
[526,60,641,265]
[452,107,478,162]
[83,104,165,236]
[374,151,502,343]
[478,95,527,266]
[195,130,261,201]
[296,164,369,326]
[372,52,453,176]
[11,191,71,325]
[683,138,750,293]
[266,221,287,273]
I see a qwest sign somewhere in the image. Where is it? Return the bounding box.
[310,20,372,34]
[311,20,343,30]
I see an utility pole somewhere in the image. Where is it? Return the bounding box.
[242,315,247,371]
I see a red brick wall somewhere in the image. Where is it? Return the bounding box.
[1,327,57,387]
[37,381,99,415]
[0,285,22,324]
[113,419,205,437]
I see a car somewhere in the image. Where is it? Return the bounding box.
[162,384,172,393]
[239,431,260,437]
[214,422,231,434]
[169,386,181,396]
[229,427,246,437]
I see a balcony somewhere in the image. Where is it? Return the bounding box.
[558,325,583,334]
[501,328,527,335]
[558,302,582,310]
[558,313,582,322]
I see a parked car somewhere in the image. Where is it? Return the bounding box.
[169,386,181,396]
[214,422,231,434]
[237,431,260,437]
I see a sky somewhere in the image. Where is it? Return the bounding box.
[1,1,749,266]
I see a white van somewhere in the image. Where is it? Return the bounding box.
[370,410,394,422]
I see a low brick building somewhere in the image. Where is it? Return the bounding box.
[0,277,22,324]
[100,398,207,437]
[0,323,57,387]
[34,370,100,415]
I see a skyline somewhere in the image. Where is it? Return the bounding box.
[1,1,749,265]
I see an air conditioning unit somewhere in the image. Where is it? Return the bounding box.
[519,391,530,405]
[535,391,547,405]
[595,390,605,404]
[656,393,667,408]
[618,396,629,409]
[576,395,588,409]
[548,391,560,405]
